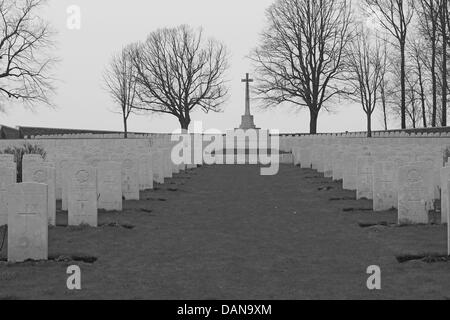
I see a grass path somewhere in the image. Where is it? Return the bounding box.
[0,164,449,299]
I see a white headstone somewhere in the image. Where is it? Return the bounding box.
[372,161,396,211]
[122,158,139,200]
[55,157,67,200]
[316,147,326,172]
[23,165,56,226]
[0,167,15,226]
[356,156,374,200]
[61,159,74,211]
[332,152,344,181]
[292,147,301,166]
[0,154,14,163]
[323,149,334,178]
[162,148,173,178]
[342,153,358,191]
[152,150,165,184]
[440,166,450,224]
[7,183,48,262]
[68,165,98,227]
[447,181,450,256]
[22,154,44,170]
[397,163,434,225]
[0,154,16,177]
[97,161,122,211]
[280,153,294,164]
[138,154,153,191]
[300,148,312,169]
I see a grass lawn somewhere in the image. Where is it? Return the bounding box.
[0,164,449,300]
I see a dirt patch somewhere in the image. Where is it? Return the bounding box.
[100,222,135,230]
[342,207,372,212]
[396,254,450,264]
[329,197,356,201]
[0,254,98,264]
[304,176,322,179]
[358,221,394,228]
[66,224,93,231]
[51,254,98,264]
[145,197,168,202]
[318,186,333,191]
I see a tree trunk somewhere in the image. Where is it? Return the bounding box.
[442,0,448,127]
[381,86,388,130]
[431,0,437,127]
[367,112,372,138]
[419,74,427,128]
[400,41,407,129]
[309,109,318,134]
[179,117,190,130]
[432,37,437,127]
[123,116,128,139]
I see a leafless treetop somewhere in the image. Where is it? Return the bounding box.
[131,25,228,129]
[251,0,353,109]
[103,45,137,116]
[0,0,57,111]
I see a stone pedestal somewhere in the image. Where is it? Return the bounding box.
[239,115,257,130]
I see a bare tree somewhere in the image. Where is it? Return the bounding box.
[0,0,56,110]
[438,0,448,126]
[408,39,429,127]
[346,25,385,137]
[250,0,353,134]
[379,76,389,130]
[388,52,423,128]
[416,0,439,126]
[364,0,414,130]
[405,73,421,128]
[103,45,137,138]
[131,25,228,130]
[378,36,392,131]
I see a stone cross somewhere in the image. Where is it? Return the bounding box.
[241,73,254,116]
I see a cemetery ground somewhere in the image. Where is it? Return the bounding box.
[0,164,449,300]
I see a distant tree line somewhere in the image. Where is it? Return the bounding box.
[104,0,450,137]
[251,0,450,136]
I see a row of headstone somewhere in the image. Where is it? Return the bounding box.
[291,136,449,225]
[31,133,155,139]
[0,138,192,263]
[278,131,450,147]
[0,155,55,226]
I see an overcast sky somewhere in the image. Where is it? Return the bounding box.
[0,0,394,133]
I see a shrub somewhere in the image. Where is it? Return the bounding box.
[1,143,47,182]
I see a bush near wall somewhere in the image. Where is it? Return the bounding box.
[0,143,47,182]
